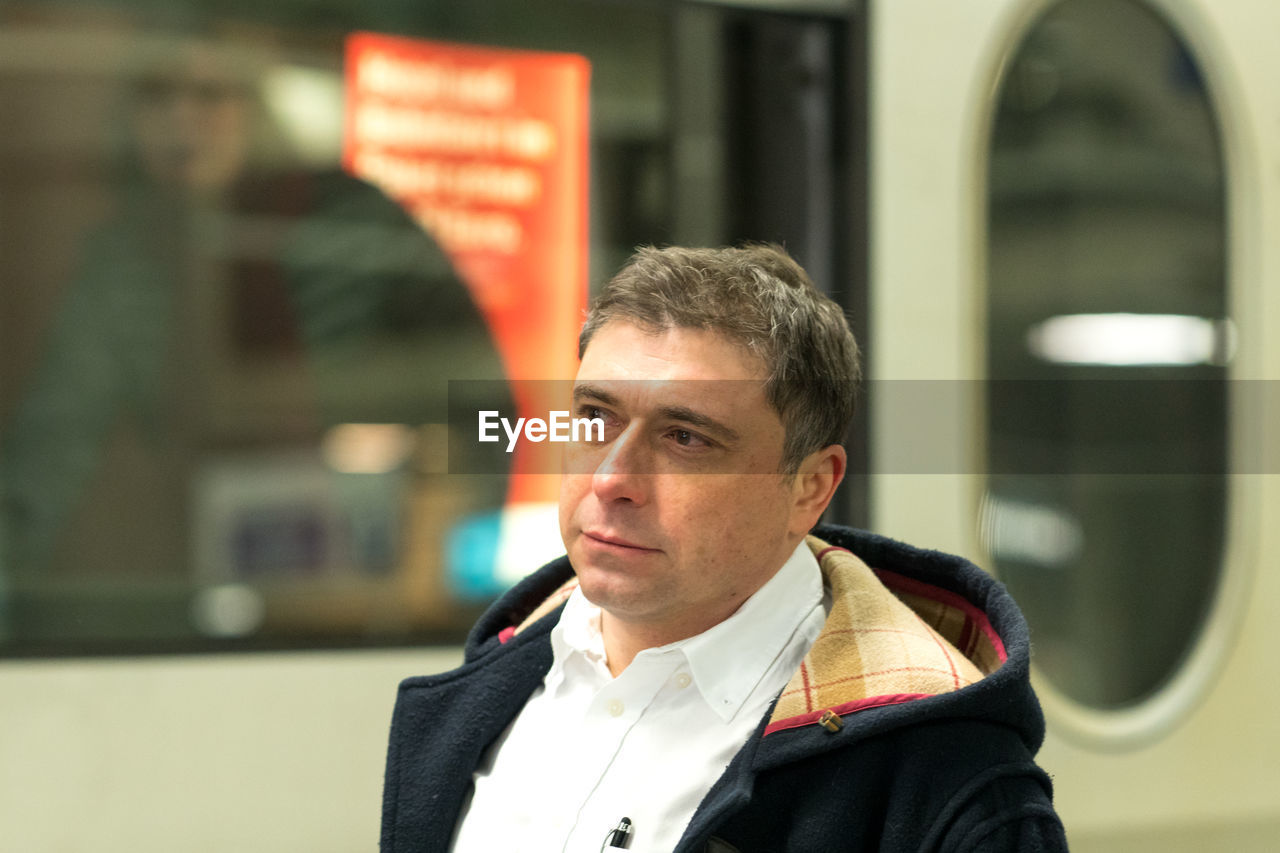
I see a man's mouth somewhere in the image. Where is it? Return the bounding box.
[582,530,660,552]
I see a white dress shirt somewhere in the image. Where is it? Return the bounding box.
[451,541,825,853]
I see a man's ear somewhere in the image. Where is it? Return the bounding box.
[789,444,846,535]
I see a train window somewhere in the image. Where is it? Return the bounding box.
[983,0,1229,720]
[0,2,854,655]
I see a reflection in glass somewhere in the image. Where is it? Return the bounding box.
[0,1,850,654]
[0,29,510,651]
[984,0,1227,708]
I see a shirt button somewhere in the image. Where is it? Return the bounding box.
[675,672,692,689]
[607,699,625,717]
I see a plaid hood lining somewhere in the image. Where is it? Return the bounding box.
[764,538,1004,735]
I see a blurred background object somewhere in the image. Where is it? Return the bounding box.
[0,18,512,651]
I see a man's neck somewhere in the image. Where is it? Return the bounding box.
[597,540,804,677]
[599,610,732,677]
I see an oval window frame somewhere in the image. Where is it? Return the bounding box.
[974,0,1260,749]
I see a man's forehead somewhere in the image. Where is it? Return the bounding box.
[576,320,767,382]
[571,377,762,409]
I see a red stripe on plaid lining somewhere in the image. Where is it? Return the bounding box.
[957,617,977,660]
[764,693,934,736]
[815,544,853,562]
[915,612,961,689]
[872,568,1008,664]
[816,626,947,641]
[776,665,970,701]
[800,661,814,713]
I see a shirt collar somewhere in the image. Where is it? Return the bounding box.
[679,541,823,722]
[548,588,611,686]
[547,541,823,723]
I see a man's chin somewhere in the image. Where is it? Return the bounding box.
[575,567,648,613]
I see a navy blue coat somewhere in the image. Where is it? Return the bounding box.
[380,525,1068,851]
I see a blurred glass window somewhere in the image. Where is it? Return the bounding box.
[984,0,1228,710]
[0,0,855,654]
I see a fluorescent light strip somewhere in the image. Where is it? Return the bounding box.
[1026,313,1235,366]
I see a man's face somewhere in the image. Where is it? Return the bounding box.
[558,320,803,642]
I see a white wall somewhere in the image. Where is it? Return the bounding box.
[0,649,462,852]
[869,0,1280,848]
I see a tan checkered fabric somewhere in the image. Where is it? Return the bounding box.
[766,536,994,734]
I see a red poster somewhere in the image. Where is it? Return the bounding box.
[344,33,589,509]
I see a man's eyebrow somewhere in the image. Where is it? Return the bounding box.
[571,383,620,408]
[571,383,742,444]
[656,405,741,444]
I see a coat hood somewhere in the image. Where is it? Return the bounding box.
[462,523,1045,757]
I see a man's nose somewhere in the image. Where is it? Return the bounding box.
[591,425,650,505]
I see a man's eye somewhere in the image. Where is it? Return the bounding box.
[670,428,710,449]
[574,406,614,440]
